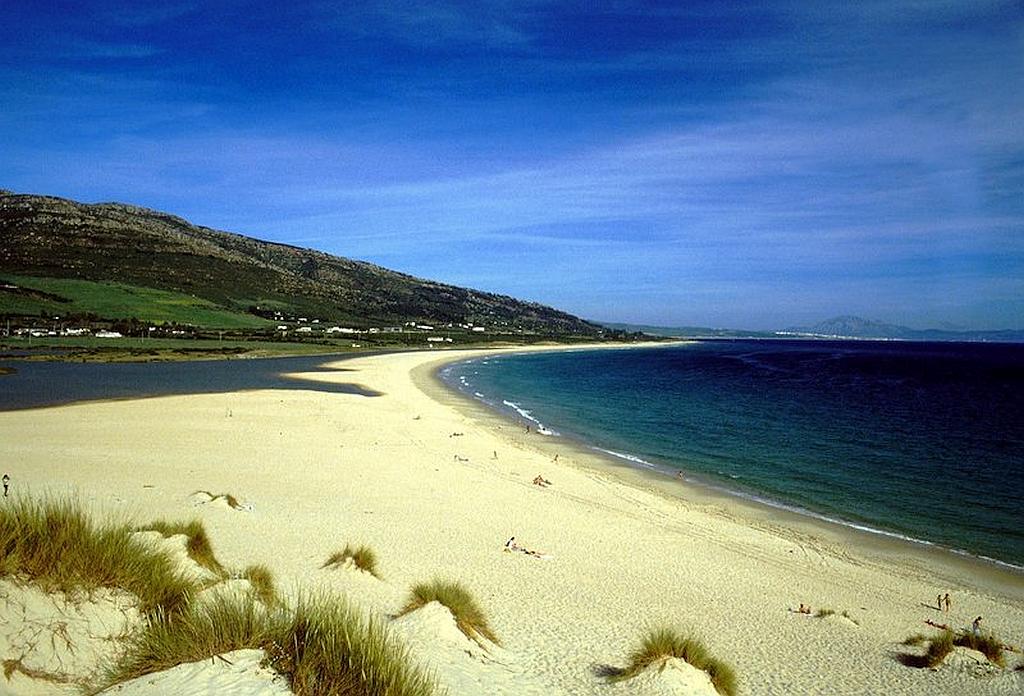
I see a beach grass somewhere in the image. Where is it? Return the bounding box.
[97,595,281,690]
[0,497,196,616]
[193,490,244,510]
[397,579,499,646]
[98,592,436,696]
[278,593,436,696]
[613,627,737,696]
[243,564,278,606]
[322,544,380,578]
[953,631,1004,667]
[899,628,1006,669]
[901,633,928,646]
[137,519,226,576]
[925,630,954,667]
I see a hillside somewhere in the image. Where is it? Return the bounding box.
[0,190,600,336]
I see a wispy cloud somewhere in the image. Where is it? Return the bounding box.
[1,0,1021,328]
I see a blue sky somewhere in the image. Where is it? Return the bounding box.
[2,1,1022,330]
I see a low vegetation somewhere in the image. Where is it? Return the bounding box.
[899,628,1006,669]
[322,544,380,578]
[100,593,436,696]
[277,593,435,696]
[0,497,197,615]
[924,631,955,668]
[397,579,499,646]
[193,490,244,510]
[953,631,1005,667]
[137,519,226,576]
[901,633,928,646]
[4,497,434,695]
[242,564,278,606]
[611,627,737,696]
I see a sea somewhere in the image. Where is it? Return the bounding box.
[441,340,1024,570]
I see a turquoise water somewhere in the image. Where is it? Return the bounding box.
[442,341,1024,569]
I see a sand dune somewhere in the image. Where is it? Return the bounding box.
[1,347,1022,694]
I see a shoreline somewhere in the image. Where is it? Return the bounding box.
[420,346,1024,600]
[2,346,1022,694]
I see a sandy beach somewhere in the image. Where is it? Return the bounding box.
[1,346,1022,695]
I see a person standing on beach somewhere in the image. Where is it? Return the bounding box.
[972,616,982,635]
[943,593,951,612]
[2,473,8,497]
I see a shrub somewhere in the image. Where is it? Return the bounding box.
[397,579,498,646]
[0,497,196,616]
[137,519,225,576]
[613,627,736,696]
[322,544,379,578]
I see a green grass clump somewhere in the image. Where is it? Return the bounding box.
[954,632,1005,667]
[924,630,954,668]
[613,627,737,696]
[279,593,435,696]
[397,579,498,646]
[98,595,282,690]
[100,593,436,696]
[137,519,225,576]
[0,497,196,616]
[901,633,928,646]
[322,544,380,578]
[243,564,278,606]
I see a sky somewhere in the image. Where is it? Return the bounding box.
[1,1,1022,330]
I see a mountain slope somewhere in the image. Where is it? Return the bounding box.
[0,190,600,335]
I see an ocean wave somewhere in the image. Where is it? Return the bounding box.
[595,448,658,469]
[501,399,559,436]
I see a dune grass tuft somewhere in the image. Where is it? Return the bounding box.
[0,497,196,616]
[137,519,225,576]
[193,490,243,510]
[925,630,955,667]
[899,629,1006,669]
[901,633,929,646]
[243,564,278,606]
[99,593,435,696]
[279,593,436,696]
[97,594,282,690]
[612,627,736,695]
[953,631,1005,667]
[397,579,498,646]
[322,544,380,578]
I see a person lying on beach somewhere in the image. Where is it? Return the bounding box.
[532,475,552,487]
[504,536,545,557]
[798,603,811,615]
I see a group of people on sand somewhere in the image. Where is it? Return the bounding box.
[937,592,952,612]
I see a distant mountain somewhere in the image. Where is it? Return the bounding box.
[599,322,775,338]
[0,190,601,336]
[783,315,1024,343]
